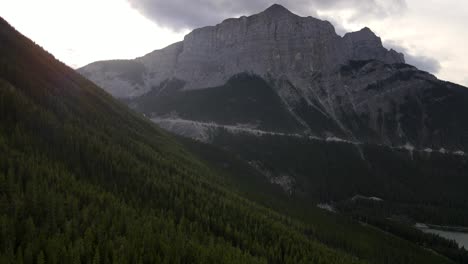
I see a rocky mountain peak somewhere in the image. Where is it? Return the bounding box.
[356,27,374,34]
[262,4,295,17]
[343,27,405,63]
[344,27,382,46]
[81,5,406,97]
[78,5,468,154]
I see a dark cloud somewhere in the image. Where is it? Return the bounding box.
[126,0,407,31]
[384,41,441,74]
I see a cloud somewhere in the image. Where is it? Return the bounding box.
[125,0,407,31]
[317,14,347,35]
[123,0,443,76]
[384,40,441,74]
[404,54,441,74]
[463,77,468,87]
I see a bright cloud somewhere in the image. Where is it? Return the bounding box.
[322,0,468,86]
[0,0,186,68]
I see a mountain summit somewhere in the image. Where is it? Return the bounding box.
[262,3,295,16]
[81,5,402,97]
[80,5,468,152]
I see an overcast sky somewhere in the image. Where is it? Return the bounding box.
[1,0,467,87]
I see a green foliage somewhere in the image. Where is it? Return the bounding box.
[210,131,468,224]
[337,200,468,263]
[0,17,458,264]
[131,74,304,132]
[0,17,367,264]
[180,135,466,264]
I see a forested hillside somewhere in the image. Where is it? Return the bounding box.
[0,17,457,264]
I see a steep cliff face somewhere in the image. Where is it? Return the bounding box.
[343,27,404,63]
[79,4,468,152]
[80,4,403,97]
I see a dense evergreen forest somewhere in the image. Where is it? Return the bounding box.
[210,130,468,226]
[179,136,468,264]
[0,17,461,263]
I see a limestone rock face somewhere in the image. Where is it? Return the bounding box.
[80,4,403,96]
[79,42,183,98]
[79,4,468,151]
[343,27,404,63]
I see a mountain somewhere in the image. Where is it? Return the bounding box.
[80,3,468,222]
[80,4,468,152]
[3,15,464,263]
[81,4,403,98]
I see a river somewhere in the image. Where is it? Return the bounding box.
[417,224,468,249]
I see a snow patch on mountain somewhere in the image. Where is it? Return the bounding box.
[317,203,336,213]
[151,117,304,140]
[270,175,295,195]
[325,136,358,144]
[423,148,433,153]
[248,161,295,194]
[351,195,384,202]
[391,145,466,157]
[151,117,467,158]
[152,118,212,142]
[397,143,415,159]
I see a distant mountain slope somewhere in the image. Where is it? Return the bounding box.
[78,3,468,207]
[80,4,468,151]
[128,74,305,133]
[80,4,403,98]
[2,16,461,264]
